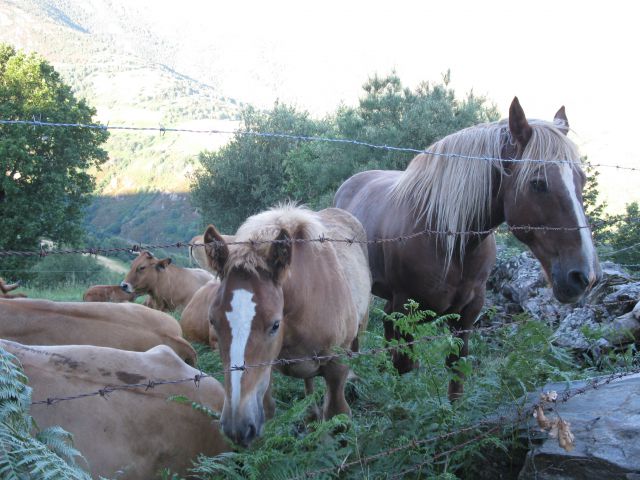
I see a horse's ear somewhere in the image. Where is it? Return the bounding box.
[553,106,569,135]
[509,97,532,148]
[268,229,292,282]
[204,225,229,276]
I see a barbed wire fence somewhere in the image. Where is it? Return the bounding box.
[2,118,640,477]
[2,118,640,172]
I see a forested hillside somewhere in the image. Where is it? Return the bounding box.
[0,0,243,245]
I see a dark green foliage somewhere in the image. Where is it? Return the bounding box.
[582,161,609,242]
[0,347,91,479]
[191,73,498,233]
[191,104,333,234]
[189,304,589,480]
[0,44,108,252]
[604,202,640,269]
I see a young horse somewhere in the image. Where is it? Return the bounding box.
[334,97,601,400]
[203,205,371,447]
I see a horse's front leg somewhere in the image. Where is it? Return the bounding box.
[320,360,351,419]
[446,293,483,401]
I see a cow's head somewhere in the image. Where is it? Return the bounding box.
[121,251,172,294]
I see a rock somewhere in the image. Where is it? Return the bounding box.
[583,261,634,306]
[606,301,640,345]
[486,252,640,351]
[602,282,640,317]
[519,373,640,479]
[552,307,610,350]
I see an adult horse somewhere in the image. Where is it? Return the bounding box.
[203,204,371,446]
[334,97,601,400]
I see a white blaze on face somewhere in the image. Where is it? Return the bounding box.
[227,288,256,413]
[560,165,597,283]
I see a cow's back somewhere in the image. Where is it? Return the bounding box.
[180,280,219,346]
[0,298,196,365]
[0,340,228,478]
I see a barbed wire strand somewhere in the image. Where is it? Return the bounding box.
[30,321,527,406]
[0,224,611,259]
[1,118,639,172]
[299,365,640,479]
[599,241,640,258]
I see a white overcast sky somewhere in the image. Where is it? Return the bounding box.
[146,0,639,210]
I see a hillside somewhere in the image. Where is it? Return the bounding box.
[0,0,244,244]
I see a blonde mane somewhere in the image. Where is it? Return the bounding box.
[225,203,325,275]
[391,118,582,265]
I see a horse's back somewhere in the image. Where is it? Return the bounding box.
[317,208,372,330]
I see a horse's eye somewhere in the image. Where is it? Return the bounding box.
[270,320,280,334]
[137,266,145,272]
[530,179,548,193]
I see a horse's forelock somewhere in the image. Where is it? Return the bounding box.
[224,204,325,277]
[391,118,583,267]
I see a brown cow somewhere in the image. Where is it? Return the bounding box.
[0,298,197,365]
[121,251,214,312]
[180,279,220,348]
[1,340,229,478]
[83,284,137,303]
[0,278,26,298]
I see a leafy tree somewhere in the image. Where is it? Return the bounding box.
[606,202,640,268]
[191,72,498,233]
[0,44,108,253]
[191,104,331,233]
[582,161,609,242]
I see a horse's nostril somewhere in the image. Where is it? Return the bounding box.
[568,270,589,289]
[243,423,257,444]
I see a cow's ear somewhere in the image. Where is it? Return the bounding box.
[267,229,292,283]
[156,258,172,271]
[204,225,229,276]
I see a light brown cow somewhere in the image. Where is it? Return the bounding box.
[0,298,197,365]
[180,279,220,348]
[0,340,229,479]
[0,278,26,298]
[82,284,137,303]
[121,250,214,312]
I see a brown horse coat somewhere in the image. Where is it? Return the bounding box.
[0,298,196,365]
[121,251,214,312]
[180,279,220,347]
[335,98,601,398]
[83,284,137,303]
[205,205,371,445]
[1,340,228,479]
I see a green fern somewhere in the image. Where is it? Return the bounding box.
[0,347,91,479]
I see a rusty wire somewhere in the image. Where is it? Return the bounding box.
[30,321,519,407]
[1,118,640,174]
[0,224,618,259]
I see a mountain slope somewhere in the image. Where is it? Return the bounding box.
[0,0,244,243]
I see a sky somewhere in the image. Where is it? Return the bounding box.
[143,0,637,211]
